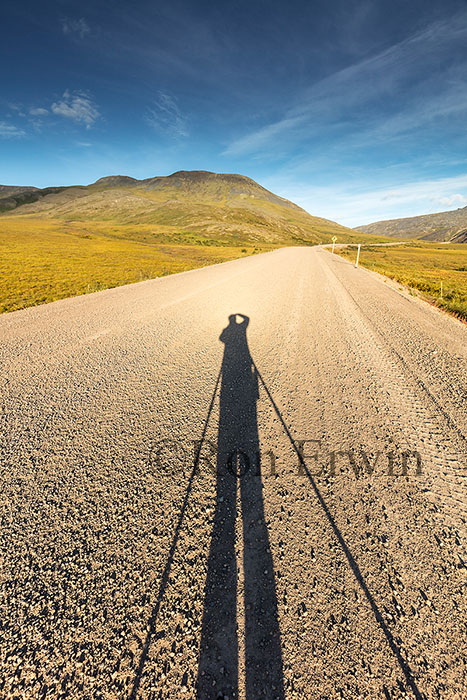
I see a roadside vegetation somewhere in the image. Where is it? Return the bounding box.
[336,242,467,321]
[0,217,268,313]
[0,211,388,313]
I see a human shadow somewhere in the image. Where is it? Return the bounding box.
[196,314,285,699]
[130,315,423,700]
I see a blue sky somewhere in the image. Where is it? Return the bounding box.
[2,0,467,226]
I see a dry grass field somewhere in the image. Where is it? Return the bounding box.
[0,217,263,313]
[337,242,467,320]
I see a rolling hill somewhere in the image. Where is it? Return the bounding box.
[357,206,467,243]
[0,170,390,313]
[0,170,370,246]
[0,185,38,196]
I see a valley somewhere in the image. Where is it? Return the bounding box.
[0,170,387,313]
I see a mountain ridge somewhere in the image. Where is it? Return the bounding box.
[0,170,366,245]
[357,205,467,242]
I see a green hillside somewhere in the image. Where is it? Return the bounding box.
[1,170,379,246]
[0,170,387,313]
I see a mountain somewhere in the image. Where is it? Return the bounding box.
[0,185,38,195]
[357,206,467,242]
[0,185,39,212]
[0,185,68,213]
[0,170,366,245]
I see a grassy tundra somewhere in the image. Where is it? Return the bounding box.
[0,217,265,313]
[337,242,467,321]
[0,171,389,313]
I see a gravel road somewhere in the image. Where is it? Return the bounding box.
[1,246,466,700]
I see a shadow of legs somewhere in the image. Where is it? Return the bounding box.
[196,315,284,699]
[241,468,285,699]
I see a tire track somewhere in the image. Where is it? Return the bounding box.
[320,250,467,524]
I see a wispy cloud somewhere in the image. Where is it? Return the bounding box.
[360,175,467,211]
[61,18,91,39]
[223,12,467,157]
[145,92,188,138]
[270,174,467,227]
[29,107,49,116]
[51,90,100,128]
[438,193,467,207]
[0,121,26,139]
[7,103,26,118]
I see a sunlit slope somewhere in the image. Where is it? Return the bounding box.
[357,206,467,242]
[2,170,375,245]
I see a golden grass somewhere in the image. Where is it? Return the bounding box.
[0,217,265,313]
[337,242,467,321]
[0,205,391,314]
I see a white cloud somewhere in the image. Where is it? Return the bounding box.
[438,194,467,207]
[51,90,100,128]
[365,177,467,211]
[0,121,26,138]
[262,174,467,227]
[62,18,91,39]
[29,107,49,116]
[145,92,188,138]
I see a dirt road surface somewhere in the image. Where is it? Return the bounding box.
[1,247,466,699]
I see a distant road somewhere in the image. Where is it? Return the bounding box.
[1,247,466,699]
[324,240,406,248]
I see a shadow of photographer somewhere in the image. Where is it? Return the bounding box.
[196,314,285,699]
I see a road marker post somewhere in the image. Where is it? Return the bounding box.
[331,236,337,254]
[440,282,443,299]
[355,243,361,268]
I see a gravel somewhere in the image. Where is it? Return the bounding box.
[0,247,466,699]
